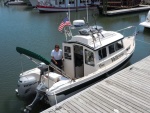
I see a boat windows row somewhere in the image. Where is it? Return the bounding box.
[85,40,123,66]
[59,0,100,4]
[64,40,123,67]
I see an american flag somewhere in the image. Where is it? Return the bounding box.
[58,17,71,32]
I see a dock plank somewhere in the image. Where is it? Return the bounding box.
[105,79,150,103]
[78,93,106,113]
[68,100,89,113]
[84,91,116,111]
[112,73,150,95]
[90,86,140,113]
[62,104,76,113]
[65,101,83,113]
[81,92,112,113]
[41,56,150,113]
[97,84,150,112]
[73,96,99,113]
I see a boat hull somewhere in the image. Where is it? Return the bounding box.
[37,5,97,12]
[47,51,134,106]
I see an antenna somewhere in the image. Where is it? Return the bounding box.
[65,4,73,40]
[86,0,88,25]
[92,14,104,46]
[92,14,105,38]
[92,14,97,28]
[83,17,89,27]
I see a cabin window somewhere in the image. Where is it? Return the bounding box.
[115,40,123,51]
[98,47,107,60]
[109,44,115,54]
[109,40,123,54]
[92,0,99,4]
[59,0,65,4]
[64,46,71,60]
[69,0,74,4]
[85,49,94,66]
[80,0,89,3]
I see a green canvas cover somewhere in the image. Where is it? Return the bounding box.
[16,47,50,65]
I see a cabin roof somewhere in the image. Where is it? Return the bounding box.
[68,30,123,50]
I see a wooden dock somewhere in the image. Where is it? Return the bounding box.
[41,56,150,113]
[106,5,150,15]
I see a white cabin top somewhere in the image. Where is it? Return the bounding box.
[68,26,123,50]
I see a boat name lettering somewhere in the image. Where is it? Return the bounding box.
[111,53,124,62]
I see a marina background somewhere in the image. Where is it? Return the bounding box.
[0,2,150,113]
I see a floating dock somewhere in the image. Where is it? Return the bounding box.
[41,56,150,113]
[106,5,150,15]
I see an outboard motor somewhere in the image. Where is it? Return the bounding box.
[16,63,49,98]
[17,76,38,98]
[24,82,48,113]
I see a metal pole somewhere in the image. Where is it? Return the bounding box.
[20,55,24,75]
[103,0,107,15]
[76,0,78,12]
[86,0,88,24]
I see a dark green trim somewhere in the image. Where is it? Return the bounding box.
[16,47,50,65]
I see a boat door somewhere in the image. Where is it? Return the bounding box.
[63,43,75,79]
[74,45,84,78]
[63,43,84,79]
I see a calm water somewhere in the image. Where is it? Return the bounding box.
[0,3,150,113]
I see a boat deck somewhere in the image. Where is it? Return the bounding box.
[41,55,150,113]
[106,5,150,15]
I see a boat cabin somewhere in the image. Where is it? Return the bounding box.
[63,26,124,79]
[49,0,100,7]
[100,0,141,9]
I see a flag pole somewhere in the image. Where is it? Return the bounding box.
[68,4,70,22]
[68,4,73,39]
[64,28,68,41]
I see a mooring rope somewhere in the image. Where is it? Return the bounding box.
[136,38,150,45]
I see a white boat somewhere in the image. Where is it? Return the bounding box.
[15,19,137,112]
[4,0,25,5]
[139,10,150,28]
[36,0,100,12]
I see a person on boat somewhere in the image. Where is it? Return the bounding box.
[51,44,63,71]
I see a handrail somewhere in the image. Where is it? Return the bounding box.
[48,63,75,81]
